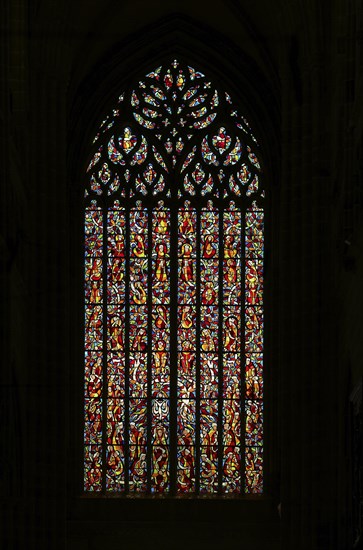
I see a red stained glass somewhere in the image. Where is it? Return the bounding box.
[177,399,196,445]
[152,439,170,491]
[85,257,103,305]
[244,205,264,492]
[224,138,242,166]
[152,209,170,306]
[228,175,241,196]
[199,204,220,483]
[118,127,137,153]
[245,306,263,353]
[245,447,263,493]
[201,306,218,352]
[87,146,103,172]
[245,354,263,400]
[108,136,124,165]
[108,209,125,257]
[106,445,124,491]
[245,212,264,259]
[107,257,125,303]
[84,398,102,445]
[200,354,218,398]
[200,446,218,493]
[178,259,196,303]
[178,352,196,396]
[152,398,169,425]
[212,127,231,153]
[222,447,241,493]
[223,354,241,400]
[84,60,265,494]
[151,207,171,489]
[178,372,196,399]
[193,112,217,129]
[151,445,169,492]
[129,306,147,351]
[129,445,147,492]
[152,305,169,345]
[129,400,147,446]
[129,353,148,397]
[98,162,111,184]
[107,399,124,445]
[179,210,196,246]
[85,209,103,256]
[201,259,218,290]
[178,306,196,349]
[202,137,218,166]
[245,400,263,447]
[129,258,147,305]
[245,260,263,305]
[152,421,169,445]
[223,307,241,352]
[130,215,148,257]
[177,446,195,492]
[223,400,241,447]
[107,355,124,392]
[153,146,168,171]
[223,258,241,305]
[152,350,170,398]
[200,400,218,446]
[107,305,124,351]
[85,352,103,398]
[90,175,102,195]
[246,175,259,197]
[224,210,242,252]
[151,272,170,303]
[84,446,102,491]
[84,421,102,445]
[201,212,219,258]
[178,207,196,308]
[85,305,103,350]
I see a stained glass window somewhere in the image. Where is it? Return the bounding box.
[84,60,265,495]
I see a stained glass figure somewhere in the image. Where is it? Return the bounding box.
[244,204,264,492]
[176,204,197,492]
[84,60,265,495]
[150,204,171,492]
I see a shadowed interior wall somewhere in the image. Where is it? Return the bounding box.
[1,1,362,549]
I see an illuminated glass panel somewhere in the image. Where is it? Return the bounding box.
[200,205,219,493]
[84,204,103,491]
[222,206,242,493]
[177,204,197,492]
[83,60,265,495]
[244,204,264,493]
[151,206,171,492]
[106,204,126,491]
[129,205,149,492]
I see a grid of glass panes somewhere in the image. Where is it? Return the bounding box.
[84,205,103,491]
[83,59,265,495]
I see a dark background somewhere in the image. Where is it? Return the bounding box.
[1,1,362,549]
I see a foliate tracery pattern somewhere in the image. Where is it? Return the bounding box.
[84,60,264,495]
[86,60,261,202]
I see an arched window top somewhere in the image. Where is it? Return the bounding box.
[83,59,264,496]
[85,59,264,206]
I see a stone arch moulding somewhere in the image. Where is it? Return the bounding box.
[69,17,282,520]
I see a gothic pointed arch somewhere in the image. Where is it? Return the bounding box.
[83,58,265,495]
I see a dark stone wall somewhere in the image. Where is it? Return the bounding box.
[1,1,362,549]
